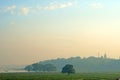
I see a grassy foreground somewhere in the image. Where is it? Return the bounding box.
[0,72,120,80]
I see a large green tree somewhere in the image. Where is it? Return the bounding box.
[61,64,75,74]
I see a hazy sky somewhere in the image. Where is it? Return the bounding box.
[1,0,120,65]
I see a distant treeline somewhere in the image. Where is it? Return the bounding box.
[25,56,120,72]
[25,63,57,72]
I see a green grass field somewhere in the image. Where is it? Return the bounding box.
[0,72,120,80]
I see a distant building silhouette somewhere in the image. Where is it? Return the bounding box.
[99,52,107,59]
[104,53,107,59]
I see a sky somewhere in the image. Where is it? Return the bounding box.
[1,0,120,65]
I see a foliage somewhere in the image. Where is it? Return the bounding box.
[37,56,120,72]
[24,63,57,72]
[24,65,33,72]
[61,64,75,74]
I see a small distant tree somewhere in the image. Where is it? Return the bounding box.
[24,65,33,72]
[61,64,75,75]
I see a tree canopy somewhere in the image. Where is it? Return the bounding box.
[25,56,120,72]
[25,63,57,72]
[61,64,75,74]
